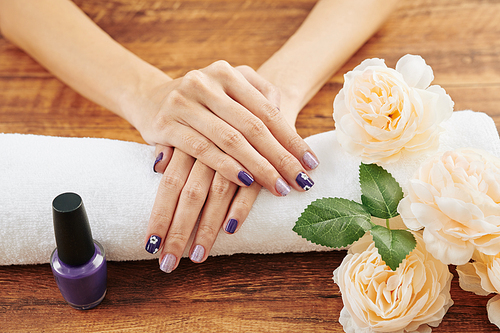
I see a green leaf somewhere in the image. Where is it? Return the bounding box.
[370,225,416,270]
[359,163,404,219]
[293,197,373,249]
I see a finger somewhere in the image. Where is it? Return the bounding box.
[222,182,261,234]
[180,62,316,191]
[159,159,215,273]
[186,93,313,193]
[153,144,174,174]
[178,109,295,195]
[227,66,320,171]
[187,61,318,173]
[189,172,238,263]
[162,121,260,189]
[236,65,280,109]
[144,149,194,256]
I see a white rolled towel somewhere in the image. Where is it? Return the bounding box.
[0,110,499,265]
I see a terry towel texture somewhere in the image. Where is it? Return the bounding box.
[1,111,499,265]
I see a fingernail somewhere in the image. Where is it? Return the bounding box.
[153,152,163,173]
[303,152,319,170]
[160,253,176,273]
[190,245,205,263]
[276,178,291,196]
[238,170,254,186]
[145,235,162,254]
[296,172,314,191]
[225,218,238,234]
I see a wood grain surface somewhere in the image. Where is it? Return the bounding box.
[1,0,500,332]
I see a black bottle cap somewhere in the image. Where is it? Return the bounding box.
[52,192,95,266]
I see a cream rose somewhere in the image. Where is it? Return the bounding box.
[333,233,453,333]
[333,54,453,163]
[457,251,500,329]
[398,148,500,265]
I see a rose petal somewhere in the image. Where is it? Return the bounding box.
[423,228,474,265]
[488,258,500,292]
[395,54,434,89]
[456,262,491,296]
[425,85,454,123]
[351,57,388,73]
[398,197,423,230]
[487,295,500,329]
[410,202,449,230]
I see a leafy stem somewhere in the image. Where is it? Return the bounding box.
[293,163,416,271]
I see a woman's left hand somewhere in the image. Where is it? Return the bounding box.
[145,145,262,273]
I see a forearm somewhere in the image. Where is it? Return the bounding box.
[258,0,398,126]
[0,0,168,128]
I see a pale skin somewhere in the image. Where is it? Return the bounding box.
[152,0,398,272]
[0,0,398,273]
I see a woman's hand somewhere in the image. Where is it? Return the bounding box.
[133,62,318,196]
[144,66,319,273]
[145,145,263,273]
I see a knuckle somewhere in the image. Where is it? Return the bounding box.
[219,129,244,150]
[185,136,211,157]
[181,69,207,91]
[167,230,190,245]
[235,64,252,73]
[245,117,267,138]
[196,222,220,240]
[164,89,188,108]
[286,134,304,150]
[253,159,273,179]
[262,83,279,99]
[208,60,234,80]
[182,181,206,203]
[210,178,232,197]
[232,195,253,214]
[211,60,231,72]
[159,172,184,191]
[148,211,172,230]
[213,156,233,176]
[277,153,299,171]
[260,102,281,124]
[151,113,174,135]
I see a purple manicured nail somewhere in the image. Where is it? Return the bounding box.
[190,245,205,263]
[238,170,254,186]
[225,218,238,234]
[160,253,176,273]
[303,152,319,170]
[276,178,291,196]
[153,152,163,173]
[145,235,162,254]
[296,172,314,191]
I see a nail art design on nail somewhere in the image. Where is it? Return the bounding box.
[190,245,205,263]
[303,152,319,170]
[238,170,254,186]
[153,152,163,173]
[145,235,162,254]
[276,178,291,196]
[160,253,176,273]
[225,218,238,234]
[296,172,314,191]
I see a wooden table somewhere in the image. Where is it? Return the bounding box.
[1,0,500,331]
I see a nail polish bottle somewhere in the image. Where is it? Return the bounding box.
[50,192,107,310]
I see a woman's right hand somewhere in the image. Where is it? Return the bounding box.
[144,65,320,273]
[133,61,318,196]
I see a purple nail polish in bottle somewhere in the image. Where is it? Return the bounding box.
[50,192,107,310]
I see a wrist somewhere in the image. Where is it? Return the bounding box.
[257,60,304,129]
[117,63,173,141]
